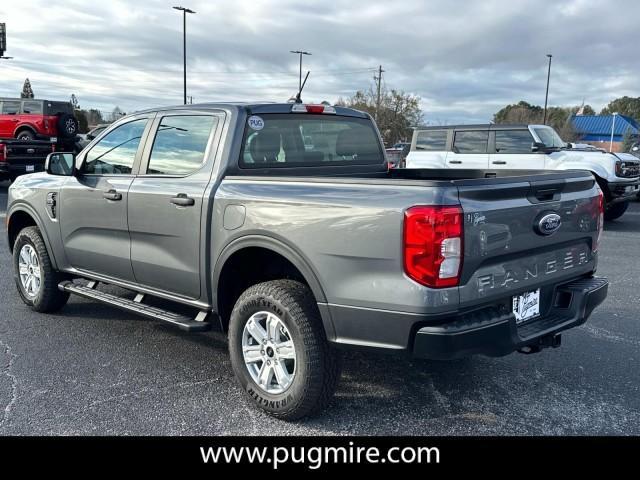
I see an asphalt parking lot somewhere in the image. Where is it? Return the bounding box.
[0,180,638,435]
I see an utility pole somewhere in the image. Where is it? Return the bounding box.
[543,54,552,125]
[0,22,12,60]
[610,112,618,152]
[290,50,311,94]
[374,65,384,121]
[173,6,196,105]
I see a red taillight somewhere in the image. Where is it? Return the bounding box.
[403,206,463,288]
[0,143,7,164]
[305,104,325,113]
[594,189,604,252]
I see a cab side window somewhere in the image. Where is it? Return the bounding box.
[495,130,534,153]
[146,115,217,175]
[415,130,448,151]
[82,119,147,175]
[21,101,43,114]
[453,130,489,153]
[2,100,20,114]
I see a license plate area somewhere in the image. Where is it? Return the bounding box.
[25,165,35,172]
[513,289,540,324]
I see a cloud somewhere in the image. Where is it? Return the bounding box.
[1,0,638,123]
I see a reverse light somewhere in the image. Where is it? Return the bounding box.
[290,104,336,114]
[403,206,463,288]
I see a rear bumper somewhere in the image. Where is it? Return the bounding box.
[0,163,45,178]
[412,276,608,360]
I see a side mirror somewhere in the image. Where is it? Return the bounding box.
[633,146,639,152]
[45,152,76,176]
[87,134,95,140]
[531,141,546,152]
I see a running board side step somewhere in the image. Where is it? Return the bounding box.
[58,281,211,332]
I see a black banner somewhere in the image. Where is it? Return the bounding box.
[0,436,637,472]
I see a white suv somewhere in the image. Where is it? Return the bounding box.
[406,124,640,220]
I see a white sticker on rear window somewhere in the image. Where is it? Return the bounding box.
[247,116,264,131]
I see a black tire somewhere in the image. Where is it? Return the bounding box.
[57,114,79,139]
[16,129,35,141]
[228,280,342,420]
[13,226,69,313]
[604,201,629,221]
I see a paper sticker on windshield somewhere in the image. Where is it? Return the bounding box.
[248,116,264,131]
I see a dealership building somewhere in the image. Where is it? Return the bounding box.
[571,114,639,152]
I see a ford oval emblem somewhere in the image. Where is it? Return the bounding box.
[536,213,562,236]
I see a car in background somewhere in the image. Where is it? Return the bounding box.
[385,142,411,168]
[0,97,79,143]
[569,142,604,151]
[76,123,111,149]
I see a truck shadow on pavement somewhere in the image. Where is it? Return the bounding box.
[55,292,486,433]
[604,218,640,233]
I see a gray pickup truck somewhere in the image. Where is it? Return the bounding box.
[6,103,608,419]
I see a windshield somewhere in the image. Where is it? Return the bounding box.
[533,126,566,148]
[240,114,384,168]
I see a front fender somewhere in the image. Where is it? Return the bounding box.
[6,203,59,269]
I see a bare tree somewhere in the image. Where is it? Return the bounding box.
[337,86,423,145]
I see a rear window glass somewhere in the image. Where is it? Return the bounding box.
[22,101,43,114]
[44,101,73,115]
[453,130,489,154]
[240,114,383,168]
[415,130,447,151]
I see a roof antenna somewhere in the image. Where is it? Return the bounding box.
[295,71,310,103]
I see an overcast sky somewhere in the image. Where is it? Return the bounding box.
[1,0,638,123]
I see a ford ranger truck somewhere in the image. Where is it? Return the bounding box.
[6,103,608,420]
[405,124,640,220]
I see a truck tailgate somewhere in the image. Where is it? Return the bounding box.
[455,171,601,308]
[4,140,52,169]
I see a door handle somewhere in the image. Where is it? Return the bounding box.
[170,193,195,207]
[449,160,462,164]
[103,189,122,201]
[492,160,507,165]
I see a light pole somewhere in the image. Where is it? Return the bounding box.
[543,54,552,125]
[290,50,311,94]
[173,6,196,105]
[610,112,618,152]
